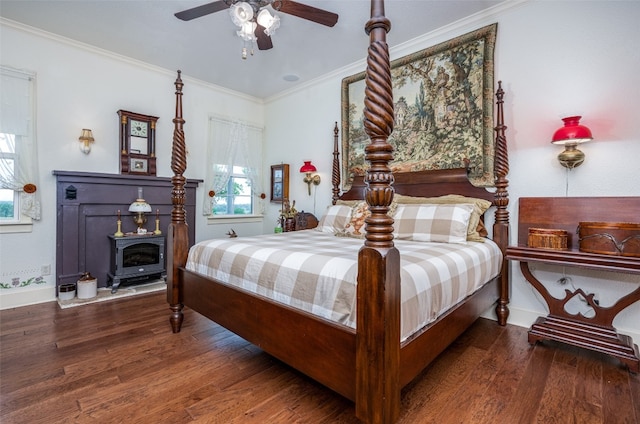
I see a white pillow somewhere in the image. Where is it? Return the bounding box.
[315,204,352,233]
[393,194,491,242]
[393,203,474,244]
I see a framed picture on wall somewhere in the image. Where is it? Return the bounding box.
[270,164,289,203]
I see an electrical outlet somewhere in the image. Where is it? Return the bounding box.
[41,264,51,276]
[577,291,599,306]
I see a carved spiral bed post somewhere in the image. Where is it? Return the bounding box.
[167,70,189,333]
[356,0,401,422]
[492,81,510,326]
[331,122,341,205]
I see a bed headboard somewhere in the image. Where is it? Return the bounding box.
[338,168,494,203]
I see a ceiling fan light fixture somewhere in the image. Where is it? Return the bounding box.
[257,8,280,36]
[237,20,257,41]
[171,0,337,60]
[230,1,254,26]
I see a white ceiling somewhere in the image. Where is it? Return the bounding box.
[0,0,503,99]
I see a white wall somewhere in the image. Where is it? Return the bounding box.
[264,1,640,340]
[1,1,639,344]
[0,21,264,308]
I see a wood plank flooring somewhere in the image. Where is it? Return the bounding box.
[1,292,638,423]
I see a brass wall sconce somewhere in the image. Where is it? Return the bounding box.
[78,128,94,154]
[300,161,320,195]
[551,116,593,169]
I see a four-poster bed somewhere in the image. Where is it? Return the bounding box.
[166,1,510,422]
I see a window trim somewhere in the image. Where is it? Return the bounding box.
[206,214,263,225]
[0,216,33,233]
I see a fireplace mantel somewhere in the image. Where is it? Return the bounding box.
[54,170,201,290]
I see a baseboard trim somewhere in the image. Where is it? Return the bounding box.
[0,285,56,310]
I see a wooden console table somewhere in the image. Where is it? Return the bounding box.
[506,197,640,372]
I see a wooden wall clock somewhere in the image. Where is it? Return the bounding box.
[117,110,159,176]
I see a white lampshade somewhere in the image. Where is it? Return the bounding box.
[237,21,257,41]
[78,128,94,154]
[128,187,152,212]
[257,9,280,36]
[128,200,152,213]
[230,2,253,26]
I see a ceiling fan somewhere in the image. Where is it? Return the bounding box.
[175,1,339,54]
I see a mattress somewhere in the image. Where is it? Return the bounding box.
[186,230,502,342]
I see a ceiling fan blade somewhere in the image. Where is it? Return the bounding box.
[255,24,274,50]
[277,0,339,27]
[175,1,230,21]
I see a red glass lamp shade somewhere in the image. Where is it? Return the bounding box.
[551,116,593,169]
[551,116,593,145]
[299,161,317,173]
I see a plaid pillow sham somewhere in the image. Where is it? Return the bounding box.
[394,194,491,242]
[392,203,474,244]
[315,204,353,233]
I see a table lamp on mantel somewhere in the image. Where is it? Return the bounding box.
[128,187,152,234]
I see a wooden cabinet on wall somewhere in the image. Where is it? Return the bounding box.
[54,171,201,290]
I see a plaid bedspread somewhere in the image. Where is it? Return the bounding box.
[186,230,502,342]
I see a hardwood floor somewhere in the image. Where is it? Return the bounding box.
[1,292,638,423]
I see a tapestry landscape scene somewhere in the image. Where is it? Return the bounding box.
[341,24,497,188]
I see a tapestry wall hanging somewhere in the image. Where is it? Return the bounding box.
[341,23,497,189]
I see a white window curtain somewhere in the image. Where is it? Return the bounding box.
[0,66,41,220]
[203,117,264,216]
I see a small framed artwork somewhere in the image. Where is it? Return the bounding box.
[130,157,148,173]
[270,164,289,203]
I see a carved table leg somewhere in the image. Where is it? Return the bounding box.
[520,261,640,373]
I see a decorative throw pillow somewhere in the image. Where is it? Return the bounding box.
[392,203,474,244]
[336,200,398,239]
[339,201,371,238]
[315,204,352,233]
[393,194,491,242]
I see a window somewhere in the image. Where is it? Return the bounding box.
[204,118,264,219]
[0,66,40,230]
[212,166,253,215]
[0,133,18,220]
